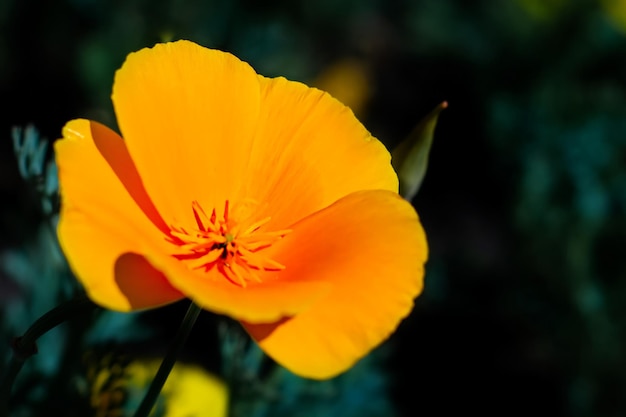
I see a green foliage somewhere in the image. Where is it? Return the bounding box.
[12,126,59,218]
[220,321,395,417]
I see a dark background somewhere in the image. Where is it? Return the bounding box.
[2,1,626,416]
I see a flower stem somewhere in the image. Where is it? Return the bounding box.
[133,301,202,417]
[0,293,97,417]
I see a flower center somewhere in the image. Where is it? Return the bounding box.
[169,200,290,287]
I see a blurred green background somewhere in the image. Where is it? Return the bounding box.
[2,0,626,416]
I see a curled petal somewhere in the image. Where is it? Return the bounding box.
[55,119,183,310]
[243,190,427,379]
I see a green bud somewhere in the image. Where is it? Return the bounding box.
[391,101,447,201]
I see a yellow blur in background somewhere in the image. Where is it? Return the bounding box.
[88,356,228,417]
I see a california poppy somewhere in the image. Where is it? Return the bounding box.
[55,40,427,379]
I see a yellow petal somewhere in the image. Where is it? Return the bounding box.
[162,362,229,417]
[241,76,398,230]
[112,40,395,230]
[243,190,427,379]
[55,119,184,311]
[123,360,229,417]
[112,40,262,231]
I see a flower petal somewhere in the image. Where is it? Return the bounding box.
[112,40,262,230]
[114,40,396,231]
[242,76,399,229]
[242,190,427,379]
[144,251,332,323]
[55,119,184,311]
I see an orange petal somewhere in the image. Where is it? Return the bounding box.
[55,119,184,311]
[145,251,332,323]
[243,190,427,379]
[112,40,262,230]
[114,39,396,232]
[241,76,399,230]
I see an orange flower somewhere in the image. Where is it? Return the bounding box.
[55,40,427,379]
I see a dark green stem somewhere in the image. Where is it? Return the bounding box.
[133,301,202,417]
[0,293,97,417]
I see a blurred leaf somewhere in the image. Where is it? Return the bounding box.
[219,320,395,417]
[516,0,567,21]
[84,311,152,345]
[601,0,626,33]
[391,101,447,201]
[12,125,48,180]
[11,125,60,216]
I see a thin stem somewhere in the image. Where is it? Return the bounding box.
[133,301,202,417]
[20,293,94,348]
[0,293,97,417]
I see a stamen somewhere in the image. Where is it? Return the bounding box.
[242,217,271,235]
[191,201,208,231]
[171,200,290,286]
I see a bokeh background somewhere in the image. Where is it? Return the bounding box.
[2,1,626,416]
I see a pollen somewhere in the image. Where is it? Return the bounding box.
[169,200,291,287]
